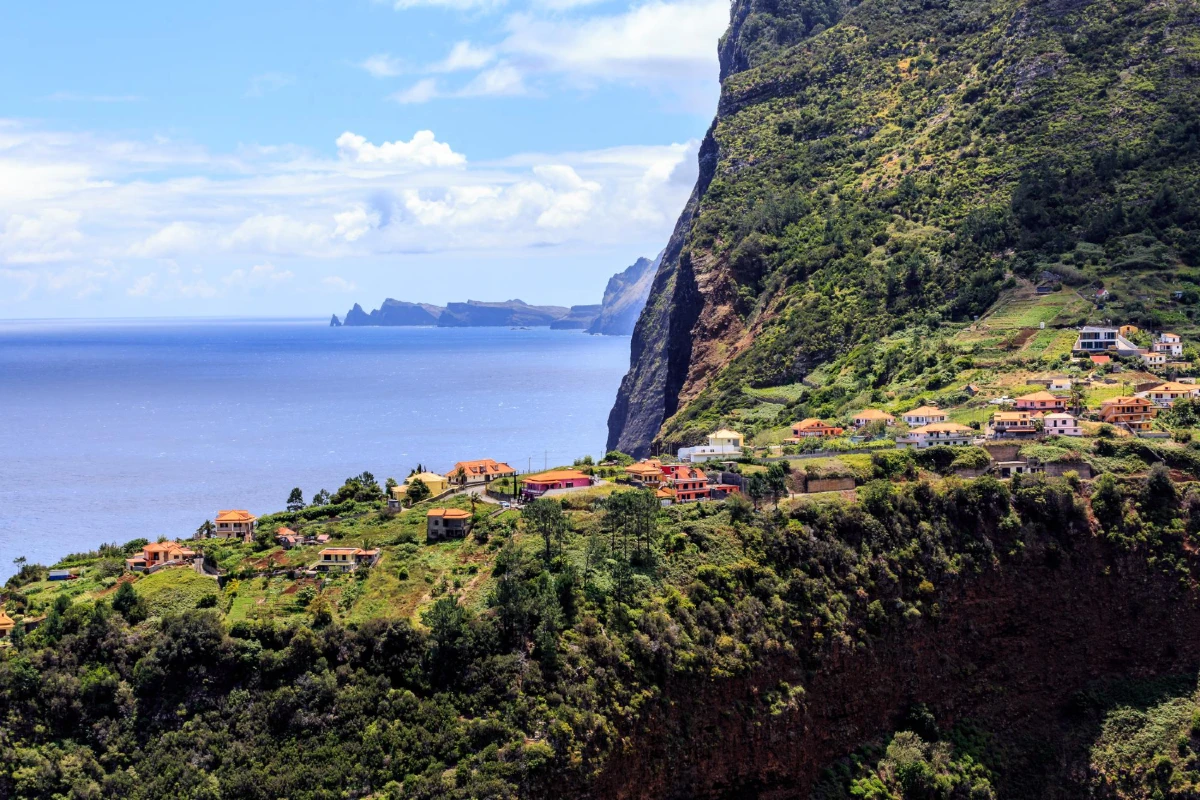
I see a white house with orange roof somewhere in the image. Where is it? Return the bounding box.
[1154,332,1183,357]
[788,418,844,440]
[852,409,895,427]
[126,540,197,571]
[677,428,745,462]
[901,406,948,427]
[316,546,380,572]
[898,422,974,449]
[214,510,257,540]
[450,459,516,485]
[1140,382,1200,407]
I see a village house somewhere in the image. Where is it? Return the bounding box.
[1074,326,1140,355]
[625,459,665,488]
[1031,376,1072,392]
[426,508,472,541]
[1099,396,1158,431]
[450,459,516,485]
[48,569,77,581]
[901,406,948,427]
[852,409,895,427]
[1120,325,1140,338]
[520,469,593,499]
[1043,412,1082,437]
[677,428,745,462]
[990,411,1038,438]
[126,540,197,571]
[317,546,380,573]
[1141,350,1168,368]
[789,418,844,440]
[662,465,710,503]
[0,607,13,640]
[899,422,974,449]
[1154,332,1184,357]
[389,471,450,507]
[1015,391,1067,413]
[1090,354,1112,366]
[276,527,302,548]
[655,486,677,507]
[1141,382,1200,407]
[214,510,257,540]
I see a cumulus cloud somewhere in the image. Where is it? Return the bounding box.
[335,130,466,167]
[334,206,381,242]
[127,222,205,259]
[1,209,83,263]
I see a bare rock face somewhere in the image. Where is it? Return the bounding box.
[586,252,662,336]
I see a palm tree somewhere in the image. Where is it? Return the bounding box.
[195,520,215,539]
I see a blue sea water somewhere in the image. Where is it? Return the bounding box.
[0,318,631,579]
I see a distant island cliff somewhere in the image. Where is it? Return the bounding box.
[330,252,662,335]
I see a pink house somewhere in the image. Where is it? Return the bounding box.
[520,469,593,498]
[1014,391,1066,413]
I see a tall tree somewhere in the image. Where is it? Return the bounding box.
[286,487,305,512]
[523,498,567,564]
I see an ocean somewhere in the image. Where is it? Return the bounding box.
[0,318,631,579]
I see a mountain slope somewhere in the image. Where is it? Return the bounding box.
[609,0,1200,457]
[587,251,664,335]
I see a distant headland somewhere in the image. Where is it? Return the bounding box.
[330,251,663,335]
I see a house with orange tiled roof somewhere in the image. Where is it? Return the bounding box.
[450,459,516,485]
[1099,396,1157,431]
[214,510,257,541]
[427,508,472,541]
[1140,382,1200,407]
[0,607,14,640]
[1014,391,1066,413]
[852,409,895,427]
[1154,332,1183,357]
[663,466,710,503]
[625,459,665,488]
[521,469,592,499]
[901,406,948,426]
[788,418,844,440]
[126,540,197,571]
[317,546,380,573]
[898,422,974,449]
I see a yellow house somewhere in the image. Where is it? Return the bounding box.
[708,429,744,449]
[395,471,449,498]
[0,606,14,639]
[1119,325,1139,337]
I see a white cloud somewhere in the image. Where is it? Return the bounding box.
[335,130,466,167]
[1,209,83,263]
[127,272,157,296]
[223,263,295,289]
[334,206,381,242]
[322,275,358,292]
[460,63,526,97]
[226,214,330,256]
[246,72,294,97]
[128,222,205,259]
[391,79,442,105]
[360,54,405,78]
[433,41,495,72]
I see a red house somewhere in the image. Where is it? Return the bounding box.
[521,469,592,499]
[664,466,710,503]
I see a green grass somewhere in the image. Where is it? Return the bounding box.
[979,292,1090,330]
[134,568,219,616]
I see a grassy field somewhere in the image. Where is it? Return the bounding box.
[134,568,219,616]
[978,289,1091,330]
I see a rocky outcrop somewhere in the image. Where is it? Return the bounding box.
[340,299,442,326]
[329,314,341,327]
[585,252,662,336]
[438,299,569,327]
[587,534,1200,799]
[550,305,604,330]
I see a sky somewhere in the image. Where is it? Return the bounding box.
[0,0,729,318]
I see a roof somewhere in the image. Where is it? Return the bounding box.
[854,409,895,420]
[144,540,191,553]
[215,509,256,522]
[794,417,835,429]
[452,459,515,476]
[625,462,664,475]
[1090,355,1112,363]
[911,423,973,434]
[320,546,365,554]
[1043,412,1077,420]
[669,468,708,481]
[405,471,446,484]
[427,507,471,519]
[1015,391,1061,402]
[0,607,13,630]
[1101,396,1153,406]
[993,411,1030,421]
[709,428,743,438]
[903,406,944,417]
[277,527,298,537]
[522,469,591,484]
[1081,325,1117,332]
[1162,332,1179,338]
[655,487,675,498]
[1149,382,1200,393]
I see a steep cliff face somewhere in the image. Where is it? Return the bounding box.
[586,251,663,336]
[608,0,1200,455]
[588,534,1200,798]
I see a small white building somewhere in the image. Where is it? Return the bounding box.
[678,428,745,463]
[1042,412,1082,437]
[1141,350,1168,368]
[1154,332,1183,357]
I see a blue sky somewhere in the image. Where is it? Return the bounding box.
[0,0,728,317]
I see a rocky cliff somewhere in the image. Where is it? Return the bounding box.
[586,251,663,336]
[608,0,1200,457]
[341,299,443,326]
[550,304,604,330]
